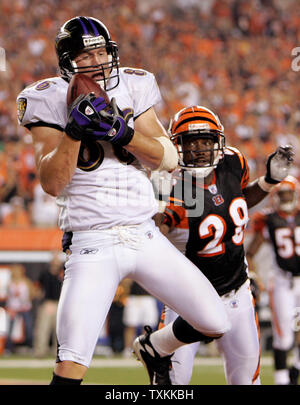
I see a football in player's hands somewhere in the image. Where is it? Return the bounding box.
[65,74,134,146]
[65,92,112,141]
[66,73,110,107]
[65,74,113,141]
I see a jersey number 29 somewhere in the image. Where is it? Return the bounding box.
[197,198,249,257]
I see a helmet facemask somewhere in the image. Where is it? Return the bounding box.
[55,17,120,90]
[173,130,225,178]
[70,45,119,91]
[168,106,225,179]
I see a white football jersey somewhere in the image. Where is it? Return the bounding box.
[17,68,161,231]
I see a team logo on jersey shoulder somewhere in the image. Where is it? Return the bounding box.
[212,194,224,206]
[35,80,51,91]
[123,68,147,76]
[17,97,27,122]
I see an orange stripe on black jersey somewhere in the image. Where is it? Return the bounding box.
[251,211,267,233]
[241,167,250,189]
[164,207,182,228]
[226,147,249,189]
[226,146,245,169]
[163,203,188,229]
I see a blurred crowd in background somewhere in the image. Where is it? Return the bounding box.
[0,0,300,227]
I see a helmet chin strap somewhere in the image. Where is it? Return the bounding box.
[71,59,78,70]
[184,166,214,179]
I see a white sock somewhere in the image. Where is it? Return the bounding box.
[149,322,185,357]
[274,369,290,385]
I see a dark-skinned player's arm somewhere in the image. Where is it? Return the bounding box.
[244,145,294,209]
[157,201,186,236]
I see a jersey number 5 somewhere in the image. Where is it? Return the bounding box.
[275,227,300,258]
[197,198,249,257]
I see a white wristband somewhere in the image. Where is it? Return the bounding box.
[257,176,276,192]
[156,136,179,172]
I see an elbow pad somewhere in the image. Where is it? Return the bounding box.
[155,136,178,172]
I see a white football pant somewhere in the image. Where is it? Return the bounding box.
[165,280,261,385]
[56,220,230,367]
[269,268,300,352]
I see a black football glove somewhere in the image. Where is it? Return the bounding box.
[65,93,110,141]
[85,97,134,147]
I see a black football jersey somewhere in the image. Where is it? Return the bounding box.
[252,209,300,276]
[163,147,250,296]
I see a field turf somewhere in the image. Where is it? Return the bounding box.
[0,355,275,385]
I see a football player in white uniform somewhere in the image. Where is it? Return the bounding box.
[17,17,231,385]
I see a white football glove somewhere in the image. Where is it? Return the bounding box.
[265,145,294,184]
